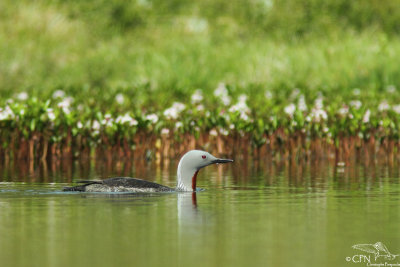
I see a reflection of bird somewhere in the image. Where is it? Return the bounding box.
[352,242,398,261]
[63,150,233,192]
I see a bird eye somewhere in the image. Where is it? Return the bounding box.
[202,155,206,159]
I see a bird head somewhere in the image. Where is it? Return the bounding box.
[176,150,233,191]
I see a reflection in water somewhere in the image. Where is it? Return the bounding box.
[178,192,200,235]
[0,157,400,267]
[177,191,217,266]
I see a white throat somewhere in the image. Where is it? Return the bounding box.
[176,159,198,191]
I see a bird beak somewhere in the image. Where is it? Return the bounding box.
[211,158,234,164]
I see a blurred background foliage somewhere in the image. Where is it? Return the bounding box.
[1,0,400,102]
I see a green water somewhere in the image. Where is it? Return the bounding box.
[0,160,400,267]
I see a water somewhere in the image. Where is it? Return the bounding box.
[0,159,400,267]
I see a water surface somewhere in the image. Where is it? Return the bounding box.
[0,159,399,267]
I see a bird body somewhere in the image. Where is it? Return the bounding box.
[64,177,173,192]
[63,150,233,192]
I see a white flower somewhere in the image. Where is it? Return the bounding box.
[219,128,229,136]
[307,107,328,122]
[209,129,218,136]
[163,102,186,119]
[214,83,228,97]
[0,110,8,121]
[65,96,74,103]
[363,109,371,123]
[393,105,400,114]
[62,107,71,114]
[129,119,138,126]
[115,93,125,104]
[92,120,101,130]
[146,114,159,124]
[196,104,204,111]
[175,121,183,129]
[240,112,250,121]
[314,109,327,122]
[298,95,307,111]
[231,95,252,120]
[115,115,123,124]
[314,97,324,109]
[214,83,231,106]
[229,99,251,122]
[221,95,231,106]
[339,105,349,115]
[0,106,14,120]
[47,108,56,121]
[163,109,178,120]
[174,102,186,111]
[17,92,28,101]
[102,118,114,128]
[77,121,83,129]
[284,103,296,116]
[52,90,65,99]
[191,89,203,104]
[57,97,74,114]
[378,101,390,112]
[229,99,250,114]
[349,100,362,109]
[161,128,170,135]
[116,113,138,126]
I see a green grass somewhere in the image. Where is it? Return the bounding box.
[1,0,400,98]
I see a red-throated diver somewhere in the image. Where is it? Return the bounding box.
[63,150,233,192]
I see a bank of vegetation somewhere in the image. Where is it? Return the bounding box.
[1,0,400,161]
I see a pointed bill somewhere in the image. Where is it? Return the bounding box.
[211,158,234,164]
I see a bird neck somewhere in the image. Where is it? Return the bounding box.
[176,163,198,192]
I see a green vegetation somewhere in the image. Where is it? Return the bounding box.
[1,0,400,93]
[1,0,400,160]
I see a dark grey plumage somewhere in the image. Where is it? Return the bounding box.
[63,177,173,192]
